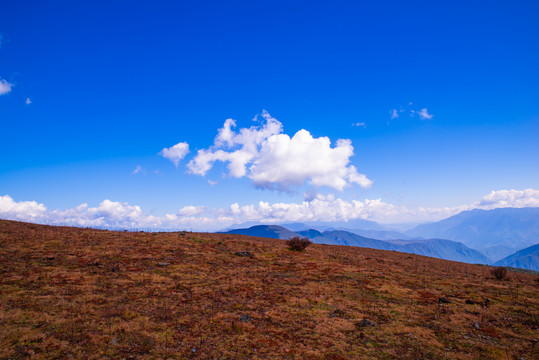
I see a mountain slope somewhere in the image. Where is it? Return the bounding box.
[494,243,539,271]
[315,230,401,251]
[297,229,324,239]
[400,239,491,264]
[295,218,385,231]
[1,220,538,359]
[319,231,489,264]
[406,207,539,261]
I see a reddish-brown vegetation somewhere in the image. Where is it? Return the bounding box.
[491,266,509,281]
[0,220,538,359]
[286,236,312,252]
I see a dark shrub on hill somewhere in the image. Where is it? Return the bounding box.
[491,266,508,280]
[287,236,312,251]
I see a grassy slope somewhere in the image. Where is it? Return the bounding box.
[0,220,538,359]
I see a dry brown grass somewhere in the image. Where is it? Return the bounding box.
[0,219,538,359]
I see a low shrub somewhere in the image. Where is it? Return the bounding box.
[491,267,508,280]
[286,236,312,251]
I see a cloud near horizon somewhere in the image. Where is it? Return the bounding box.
[184,111,372,191]
[1,189,538,232]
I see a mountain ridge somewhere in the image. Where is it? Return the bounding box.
[226,225,491,264]
[494,243,539,271]
[406,207,539,261]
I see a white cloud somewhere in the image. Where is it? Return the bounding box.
[0,79,13,95]
[178,205,206,216]
[160,142,190,167]
[418,108,433,120]
[2,189,537,231]
[0,197,164,229]
[352,122,366,127]
[390,105,433,120]
[250,132,372,190]
[25,98,31,105]
[186,111,372,191]
[188,111,282,177]
[0,195,47,221]
[131,165,145,175]
[476,189,539,209]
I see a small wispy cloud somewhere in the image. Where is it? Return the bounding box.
[25,98,32,105]
[131,165,145,175]
[208,180,218,186]
[0,79,13,95]
[390,104,434,120]
[352,122,366,127]
[160,142,190,167]
[418,108,433,120]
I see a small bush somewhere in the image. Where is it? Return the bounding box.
[286,236,312,251]
[491,267,508,280]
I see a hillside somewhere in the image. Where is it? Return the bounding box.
[1,220,538,359]
[494,244,539,271]
[406,207,539,261]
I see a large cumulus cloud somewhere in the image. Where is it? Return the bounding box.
[181,111,372,191]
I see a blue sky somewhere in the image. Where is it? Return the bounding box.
[1,1,538,230]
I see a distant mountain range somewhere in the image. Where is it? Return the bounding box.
[406,207,539,261]
[222,225,299,240]
[494,244,539,271]
[223,207,539,270]
[224,225,490,264]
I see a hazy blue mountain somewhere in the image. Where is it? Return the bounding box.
[399,239,491,264]
[222,221,266,231]
[224,226,491,264]
[315,230,401,250]
[406,207,539,261]
[311,218,385,231]
[382,222,426,232]
[318,231,489,263]
[297,229,324,239]
[279,223,309,231]
[223,225,300,239]
[279,219,386,232]
[494,243,539,271]
[344,229,411,240]
[225,218,400,233]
